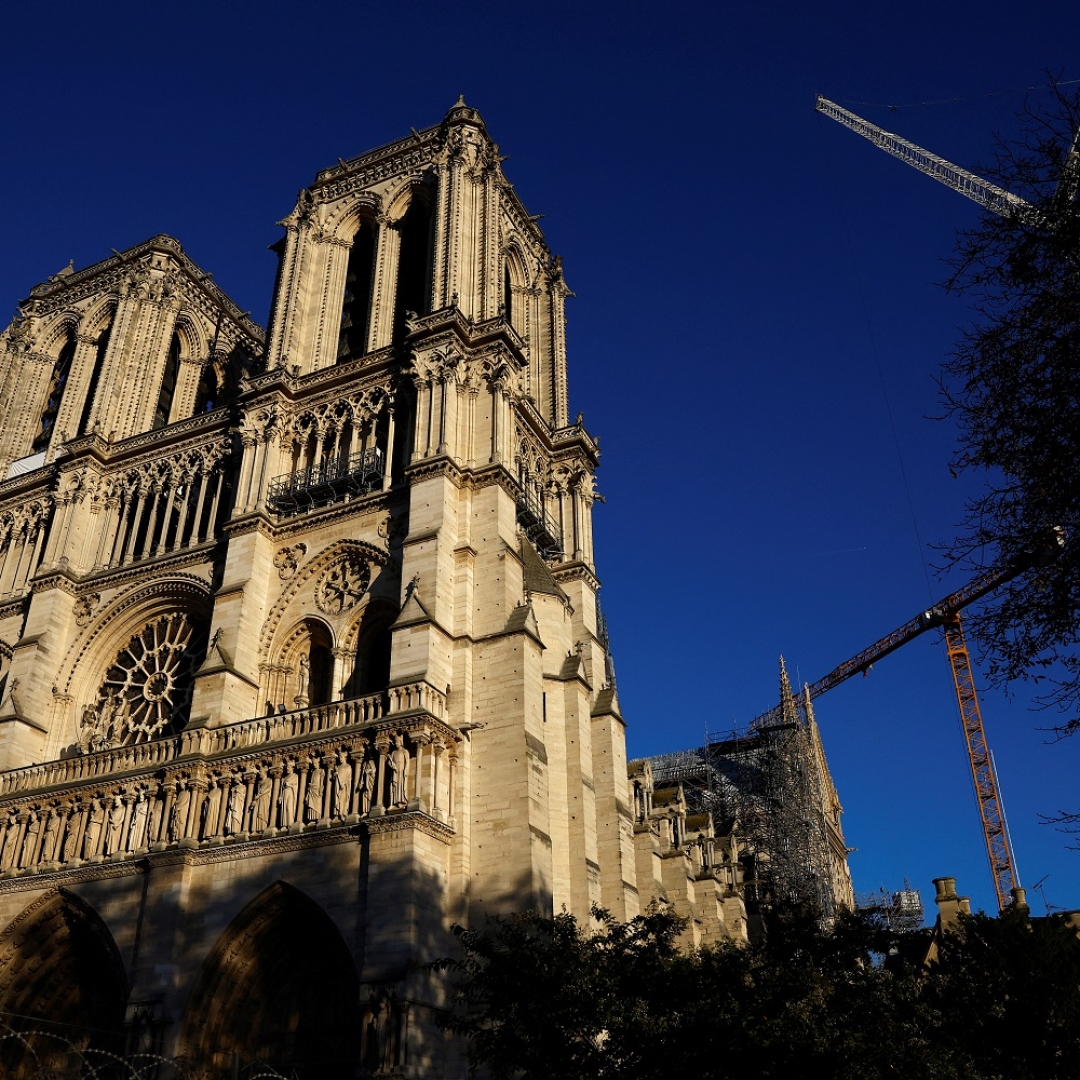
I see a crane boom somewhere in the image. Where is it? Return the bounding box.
[747,552,1040,732]
[814,95,1030,217]
[740,530,1062,909]
[943,612,1017,912]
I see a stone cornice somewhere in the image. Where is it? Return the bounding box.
[240,349,398,411]
[366,810,454,843]
[551,561,600,591]
[77,544,217,594]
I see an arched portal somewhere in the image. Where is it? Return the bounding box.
[181,882,360,1078]
[0,890,127,1079]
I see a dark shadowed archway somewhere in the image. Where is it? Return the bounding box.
[0,889,127,1078]
[180,881,360,1078]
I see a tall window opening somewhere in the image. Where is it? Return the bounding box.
[193,363,219,415]
[308,623,333,707]
[77,320,112,436]
[504,264,513,325]
[342,603,394,698]
[337,220,377,362]
[31,335,76,453]
[153,334,182,429]
[392,195,434,345]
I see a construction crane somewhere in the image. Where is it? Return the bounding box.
[813,93,1080,908]
[749,530,1064,912]
[815,95,1080,220]
[814,95,1032,216]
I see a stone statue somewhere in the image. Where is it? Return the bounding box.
[20,811,41,867]
[305,763,325,822]
[62,810,80,862]
[149,792,164,846]
[128,792,149,850]
[387,735,409,809]
[333,751,353,819]
[1,814,19,867]
[42,809,62,862]
[249,768,272,831]
[296,653,309,700]
[78,705,98,754]
[202,780,222,839]
[360,756,377,815]
[170,781,191,842]
[278,764,298,827]
[105,796,125,855]
[83,799,104,859]
[225,778,245,835]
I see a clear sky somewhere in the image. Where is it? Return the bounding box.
[3,0,1078,919]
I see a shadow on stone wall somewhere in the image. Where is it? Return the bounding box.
[0,814,503,1079]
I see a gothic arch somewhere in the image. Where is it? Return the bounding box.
[340,596,396,698]
[0,889,127,1079]
[179,881,360,1078]
[324,192,383,243]
[383,174,435,226]
[258,539,393,662]
[52,576,213,753]
[34,309,81,357]
[273,615,336,708]
[172,309,208,362]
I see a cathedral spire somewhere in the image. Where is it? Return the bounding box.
[779,656,797,725]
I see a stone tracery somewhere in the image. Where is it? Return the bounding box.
[85,613,207,747]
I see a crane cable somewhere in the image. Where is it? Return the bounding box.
[816,113,937,608]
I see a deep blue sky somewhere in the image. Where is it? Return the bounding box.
[3,0,1079,918]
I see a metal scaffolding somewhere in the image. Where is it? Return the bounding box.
[647,674,840,924]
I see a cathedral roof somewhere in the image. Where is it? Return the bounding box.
[520,539,568,602]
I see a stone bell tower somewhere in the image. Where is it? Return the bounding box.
[0,100,692,1078]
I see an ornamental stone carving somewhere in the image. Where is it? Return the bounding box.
[273,543,307,580]
[315,555,371,615]
[74,593,100,627]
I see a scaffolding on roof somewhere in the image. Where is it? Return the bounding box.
[645,666,842,925]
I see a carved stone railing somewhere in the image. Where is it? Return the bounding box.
[0,683,457,879]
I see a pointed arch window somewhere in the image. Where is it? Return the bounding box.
[31,334,76,453]
[77,319,113,437]
[337,219,377,362]
[193,362,219,415]
[153,333,182,429]
[393,194,434,345]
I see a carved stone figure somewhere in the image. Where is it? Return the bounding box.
[333,751,353,819]
[296,654,309,701]
[83,799,104,859]
[62,809,81,862]
[1,814,19,867]
[202,780,222,839]
[128,792,149,850]
[42,809,61,862]
[305,763,325,822]
[249,768,272,831]
[225,778,245,835]
[360,756,377,815]
[278,764,298,827]
[170,780,191,841]
[387,735,409,809]
[78,705,98,753]
[149,791,164,846]
[105,796,125,855]
[20,811,41,867]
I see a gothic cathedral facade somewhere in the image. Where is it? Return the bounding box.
[0,101,752,1077]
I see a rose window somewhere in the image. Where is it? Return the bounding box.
[315,556,371,615]
[92,614,207,745]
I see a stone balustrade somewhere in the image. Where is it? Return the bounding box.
[0,683,457,879]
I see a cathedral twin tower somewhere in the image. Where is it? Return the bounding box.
[0,101,747,1076]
